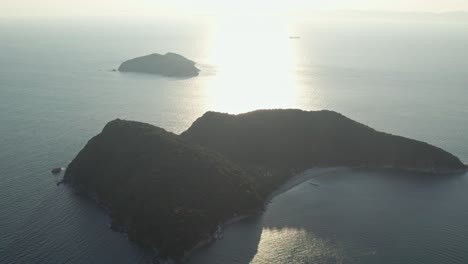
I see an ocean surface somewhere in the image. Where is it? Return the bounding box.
[0,16,467,263]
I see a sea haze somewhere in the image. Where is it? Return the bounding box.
[0,16,467,263]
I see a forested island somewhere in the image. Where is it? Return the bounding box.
[63,109,466,261]
[118,52,200,78]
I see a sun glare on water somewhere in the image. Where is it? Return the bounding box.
[251,227,345,263]
[203,17,302,113]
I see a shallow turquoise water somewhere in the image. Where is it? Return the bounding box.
[0,18,467,263]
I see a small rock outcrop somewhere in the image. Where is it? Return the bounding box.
[51,167,62,174]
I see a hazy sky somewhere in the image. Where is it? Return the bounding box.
[2,0,468,17]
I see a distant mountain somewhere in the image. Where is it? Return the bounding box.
[64,109,465,260]
[118,52,200,78]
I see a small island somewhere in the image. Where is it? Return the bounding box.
[63,109,466,261]
[118,52,200,78]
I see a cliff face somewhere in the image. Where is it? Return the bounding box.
[118,52,200,77]
[181,109,465,173]
[64,119,261,258]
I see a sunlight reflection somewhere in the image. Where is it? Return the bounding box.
[251,227,345,264]
[204,17,303,114]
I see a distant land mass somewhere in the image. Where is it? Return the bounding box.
[118,52,200,78]
[63,109,466,261]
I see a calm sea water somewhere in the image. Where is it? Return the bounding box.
[0,17,467,263]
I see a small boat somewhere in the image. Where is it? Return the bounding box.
[289,36,300,39]
[51,167,62,174]
[309,182,319,187]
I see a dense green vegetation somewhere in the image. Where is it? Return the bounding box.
[182,109,465,173]
[64,119,261,258]
[65,109,465,260]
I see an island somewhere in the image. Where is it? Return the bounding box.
[118,52,200,78]
[63,109,466,261]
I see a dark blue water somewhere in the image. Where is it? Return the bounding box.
[189,169,468,264]
[1,17,467,263]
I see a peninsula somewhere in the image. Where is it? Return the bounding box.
[63,109,466,260]
[182,110,464,173]
[118,52,200,78]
